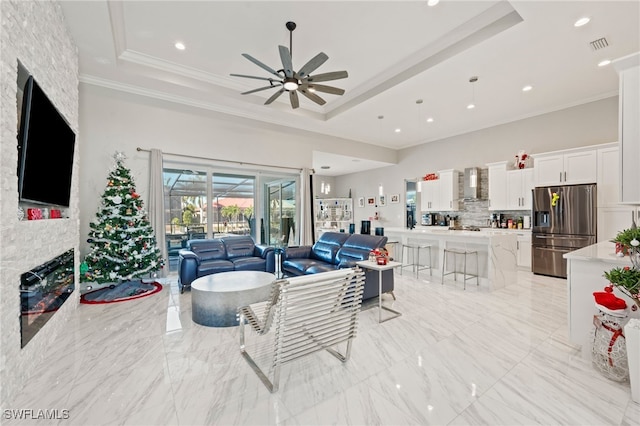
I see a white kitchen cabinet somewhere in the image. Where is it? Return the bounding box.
[516,233,532,270]
[597,145,620,207]
[598,207,633,242]
[613,52,640,203]
[419,170,459,211]
[506,168,534,210]
[487,162,507,211]
[533,149,597,186]
[419,179,438,211]
[438,170,460,211]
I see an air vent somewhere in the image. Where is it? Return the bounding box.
[590,37,609,51]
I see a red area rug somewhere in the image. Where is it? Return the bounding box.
[80,280,162,304]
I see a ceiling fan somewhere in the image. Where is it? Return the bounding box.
[230,21,348,109]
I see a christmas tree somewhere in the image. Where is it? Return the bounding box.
[83,152,164,283]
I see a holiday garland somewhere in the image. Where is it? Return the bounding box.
[82,152,164,283]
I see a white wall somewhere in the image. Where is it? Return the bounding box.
[78,85,396,255]
[0,0,79,406]
[337,97,619,229]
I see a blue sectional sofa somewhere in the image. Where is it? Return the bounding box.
[178,236,275,293]
[282,232,394,301]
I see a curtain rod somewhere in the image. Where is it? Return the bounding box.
[136,147,304,172]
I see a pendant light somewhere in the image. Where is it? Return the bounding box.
[467,76,478,109]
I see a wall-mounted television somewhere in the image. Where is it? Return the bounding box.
[17,75,76,208]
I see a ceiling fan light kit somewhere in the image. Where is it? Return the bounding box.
[231,21,348,109]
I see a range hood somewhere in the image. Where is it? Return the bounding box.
[464,167,481,200]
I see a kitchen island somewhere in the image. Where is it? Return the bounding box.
[383,227,519,290]
[564,241,640,353]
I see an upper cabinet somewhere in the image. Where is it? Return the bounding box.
[533,149,597,186]
[487,162,532,211]
[506,168,534,210]
[487,162,507,211]
[613,52,640,203]
[419,169,460,212]
[597,145,620,208]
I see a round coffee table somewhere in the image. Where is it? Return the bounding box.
[191,271,275,327]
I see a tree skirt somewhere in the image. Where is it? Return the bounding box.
[80,280,162,304]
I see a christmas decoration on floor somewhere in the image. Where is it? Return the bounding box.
[591,286,629,382]
[80,280,162,304]
[82,152,164,284]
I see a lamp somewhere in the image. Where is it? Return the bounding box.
[467,76,478,109]
[320,182,330,195]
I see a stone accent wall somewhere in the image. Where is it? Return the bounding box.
[0,0,78,406]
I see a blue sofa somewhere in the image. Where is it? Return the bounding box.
[282,232,394,301]
[178,236,275,293]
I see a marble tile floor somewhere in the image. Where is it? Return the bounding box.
[6,271,640,426]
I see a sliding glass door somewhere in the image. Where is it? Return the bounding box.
[265,179,297,246]
[162,164,299,272]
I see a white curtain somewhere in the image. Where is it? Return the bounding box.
[299,168,314,246]
[149,149,167,277]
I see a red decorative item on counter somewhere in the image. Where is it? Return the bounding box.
[27,208,43,220]
[50,209,61,218]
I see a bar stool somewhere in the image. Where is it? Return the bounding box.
[385,241,400,262]
[400,242,433,277]
[441,247,479,289]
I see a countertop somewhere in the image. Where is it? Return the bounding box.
[383,227,531,238]
[563,241,631,265]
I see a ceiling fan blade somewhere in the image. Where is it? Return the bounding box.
[297,52,329,79]
[299,83,345,96]
[299,88,326,106]
[265,88,285,105]
[230,73,276,82]
[305,71,348,83]
[241,53,281,78]
[289,90,300,109]
[241,85,278,95]
[278,45,294,78]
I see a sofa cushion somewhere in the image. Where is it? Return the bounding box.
[224,236,256,259]
[310,232,350,264]
[282,258,321,275]
[197,259,234,276]
[232,257,267,271]
[305,264,339,274]
[188,240,227,262]
[335,234,387,265]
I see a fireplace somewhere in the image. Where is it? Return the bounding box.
[20,249,75,348]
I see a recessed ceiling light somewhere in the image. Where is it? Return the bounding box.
[522,85,533,92]
[395,128,401,133]
[574,17,590,27]
[426,117,434,123]
[598,59,611,67]
[427,0,440,6]
[175,42,186,50]
[320,165,330,169]
[467,103,475,110]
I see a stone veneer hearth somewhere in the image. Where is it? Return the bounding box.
[0,0,79,407]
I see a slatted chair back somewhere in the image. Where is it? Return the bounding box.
[238,267,365,392]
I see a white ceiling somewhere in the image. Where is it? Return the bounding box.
[59,1,640,176]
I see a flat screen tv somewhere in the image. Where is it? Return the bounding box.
[17,76,76,208]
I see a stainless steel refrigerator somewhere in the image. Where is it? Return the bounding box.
[532,184,596,278]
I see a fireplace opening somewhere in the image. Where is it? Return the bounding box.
[20,249,75,348]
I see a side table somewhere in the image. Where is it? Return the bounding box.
[356,260,402,323]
